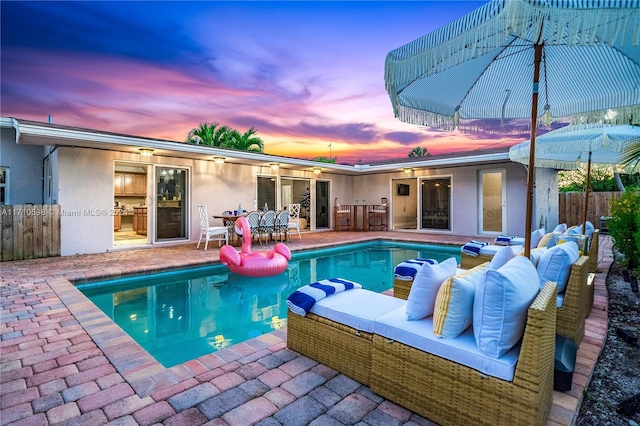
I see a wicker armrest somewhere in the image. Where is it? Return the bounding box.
[557,255,589,343]
[588,229,599,273]
[460,252,494,269]
[513,281,557,395]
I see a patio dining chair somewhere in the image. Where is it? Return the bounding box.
[334,198,352,231]
[258,210,277,245]
[275,210,291,242]
[368,197,388,231]
[245,211,262,242]
[287,203,302,239]
[196,205,228,250]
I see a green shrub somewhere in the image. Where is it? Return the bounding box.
[607,192,640,272]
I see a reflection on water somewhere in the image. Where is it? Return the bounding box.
[81,243,458,367]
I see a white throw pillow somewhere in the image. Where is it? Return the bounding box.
[530,228,546,249]
[528,247,548,267]
[433,267,486,338]
[488,245,519,270]
[405,257,457,320]
[536,241,580,292]
[553,223,568,233]
[473,256,540,358]
[567,221,595,238]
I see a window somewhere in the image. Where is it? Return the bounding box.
[257,176,277,211]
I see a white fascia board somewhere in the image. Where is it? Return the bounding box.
[10,119,358,172]
[358,153,511,172]
[8,118,510,173]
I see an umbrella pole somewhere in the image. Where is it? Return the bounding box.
[582,151,593,237]
[524,44,543,258]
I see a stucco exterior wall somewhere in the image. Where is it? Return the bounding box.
[57,147,114,255]
[53,146,356,255]
[533,167,560,232]
[351,162,529,237]
[1,128,46,204]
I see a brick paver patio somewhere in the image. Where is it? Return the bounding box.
[1,231,610,425]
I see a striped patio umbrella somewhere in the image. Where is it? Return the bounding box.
[509,124,640,234]
[384,0,640,256]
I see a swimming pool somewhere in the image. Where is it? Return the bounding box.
[78,241,459,367]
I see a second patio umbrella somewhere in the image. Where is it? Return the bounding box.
[384,0,640,256]
[509,123,640,234]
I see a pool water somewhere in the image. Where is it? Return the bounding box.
[78,241,459,367]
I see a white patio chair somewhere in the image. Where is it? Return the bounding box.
[287,203,302,239]
[197,205,228,250]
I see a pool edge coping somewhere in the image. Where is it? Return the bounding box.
[60,237,452,397]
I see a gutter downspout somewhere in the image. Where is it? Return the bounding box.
[11,118,20,144]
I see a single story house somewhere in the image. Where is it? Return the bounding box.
[0,117,559,256]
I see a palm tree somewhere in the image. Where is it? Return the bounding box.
[223,127,264,153]
[408,146,429,158]
[186,122,230,147]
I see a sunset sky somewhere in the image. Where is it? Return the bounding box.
[1,1,528,164]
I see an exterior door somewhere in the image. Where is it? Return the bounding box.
[155,166,188,241]
[420,177,451,231]
[480,170,505,234]
[315,181,330,229]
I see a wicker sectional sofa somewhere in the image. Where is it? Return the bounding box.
[287,282,557,426]
[395,255,589,344]
[461,230,599,271]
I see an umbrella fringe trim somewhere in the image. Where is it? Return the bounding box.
[394,103,640,134]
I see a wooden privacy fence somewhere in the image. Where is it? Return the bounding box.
[558,191,631,229]
[1,205,61,261]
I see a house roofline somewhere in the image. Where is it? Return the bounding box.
[2,117,512,174]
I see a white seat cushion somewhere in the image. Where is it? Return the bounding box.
[374,307,520,381]
[310,289,405,332]
[477,244,523,256]
[511,237,525,246]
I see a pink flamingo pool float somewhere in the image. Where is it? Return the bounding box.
[219,216,291,277]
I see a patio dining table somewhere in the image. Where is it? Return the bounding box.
[212,212,246,245]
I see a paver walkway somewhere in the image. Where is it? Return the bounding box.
[1,231,610,425]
